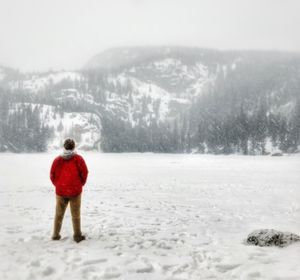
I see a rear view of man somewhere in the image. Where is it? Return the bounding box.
[50,138,88,243]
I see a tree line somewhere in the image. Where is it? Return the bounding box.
[0,91,52,152]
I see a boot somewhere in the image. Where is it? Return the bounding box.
[73,234,86,243]
[52,234,61,241]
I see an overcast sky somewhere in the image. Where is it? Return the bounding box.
[0,0,299,72]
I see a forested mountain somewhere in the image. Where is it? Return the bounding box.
[0,46,300,153]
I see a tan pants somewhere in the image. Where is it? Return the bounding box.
[53,194,82,238]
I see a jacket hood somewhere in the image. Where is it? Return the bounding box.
[60,148,77,160]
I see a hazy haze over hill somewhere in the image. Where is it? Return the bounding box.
[0,0,300,71]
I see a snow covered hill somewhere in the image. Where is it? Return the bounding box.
[21,71,81,93]
[1,47,300,153]
[0,67,4,81]
[9,103,101,151]
[39,104,101,151]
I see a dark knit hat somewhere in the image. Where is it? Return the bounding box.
[63,138,75,150]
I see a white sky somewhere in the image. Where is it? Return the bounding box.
[0,0,299,72]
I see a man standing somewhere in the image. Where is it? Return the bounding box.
[50,138,88,243]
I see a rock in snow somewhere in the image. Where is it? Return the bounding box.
[271,152,283,157]
[247,229,300,247]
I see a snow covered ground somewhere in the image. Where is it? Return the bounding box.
[0,153,300,280]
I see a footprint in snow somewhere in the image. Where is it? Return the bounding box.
[82,258,108,266]
[102,267,121,279]
[42,266,55,276]
[247,271,262,278]
[126,258,154,274]
[30,260,41,267]
[215,263,241,273]
[156,241,173,250]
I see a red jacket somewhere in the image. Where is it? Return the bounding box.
[50,154,88,197]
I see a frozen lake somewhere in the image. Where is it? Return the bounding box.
[0,153,300,279]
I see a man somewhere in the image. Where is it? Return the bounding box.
[50,138,88,243]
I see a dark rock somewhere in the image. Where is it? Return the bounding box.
[246,229,300,247]
[271,152,283,156]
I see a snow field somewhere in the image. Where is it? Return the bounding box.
[0,153,299,279]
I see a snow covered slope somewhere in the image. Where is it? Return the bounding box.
[22,71,81,93]
[40,105,101,151]
[10,103,101,151]
[0,67,4,81]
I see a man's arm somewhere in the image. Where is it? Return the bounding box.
[78,156,89,186]
[50,158,58,185]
